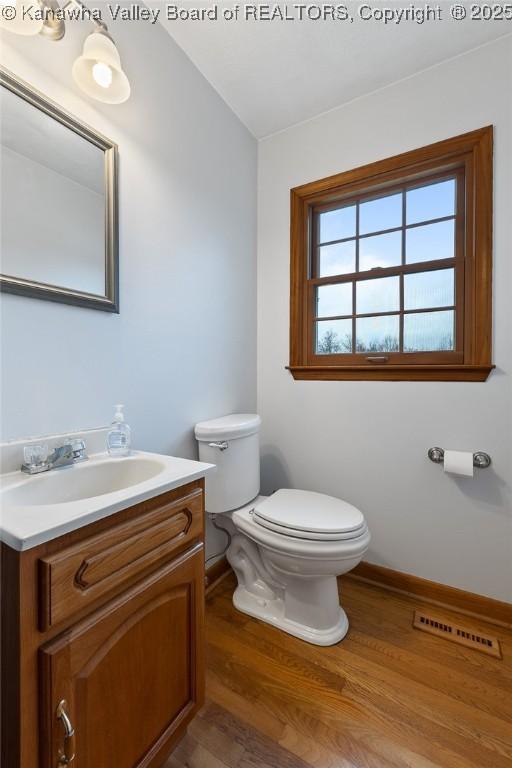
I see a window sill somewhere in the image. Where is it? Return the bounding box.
[286,364,495,382]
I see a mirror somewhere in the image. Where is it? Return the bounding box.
[0,68,118,312]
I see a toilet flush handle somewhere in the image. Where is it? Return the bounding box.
[208,441,229,451]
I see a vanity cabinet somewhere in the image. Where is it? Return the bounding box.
[40,549,203,768]
[1,479,206,768]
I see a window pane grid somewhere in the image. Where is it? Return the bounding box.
[314,305,456,322]
[313,176,458,356]
[400,191,406,351]
[315,307,456,355]
[317,213,456,250]
[311,258,457,291]
[353,203,360,352]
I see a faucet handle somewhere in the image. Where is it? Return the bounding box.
[70,439,87,460]
[23,443,49,469]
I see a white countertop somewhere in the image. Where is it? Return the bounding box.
[0,450,214,551]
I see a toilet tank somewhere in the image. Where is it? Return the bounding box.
[195,414,261,513]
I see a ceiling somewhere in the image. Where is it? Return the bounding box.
[161,4,509,138]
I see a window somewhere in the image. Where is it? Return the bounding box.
[289,128,494,381]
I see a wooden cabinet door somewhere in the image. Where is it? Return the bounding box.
[39,545,204,768]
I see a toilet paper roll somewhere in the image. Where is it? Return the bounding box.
[443,450,474,477]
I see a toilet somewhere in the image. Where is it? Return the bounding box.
[195,413,370,646]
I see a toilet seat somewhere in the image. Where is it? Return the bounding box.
[251,515,368,541]
[233,505,370,560]
[253,489,366,542]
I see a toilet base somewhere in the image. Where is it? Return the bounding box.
[232,584,349,646]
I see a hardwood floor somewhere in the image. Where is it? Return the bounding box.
[165,573,512,768]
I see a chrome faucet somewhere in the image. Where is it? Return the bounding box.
[21,439,88,475]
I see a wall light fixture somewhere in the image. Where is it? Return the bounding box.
[0,0,131,103]
[72,28,130,103]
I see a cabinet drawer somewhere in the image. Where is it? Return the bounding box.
[39,488,203,630]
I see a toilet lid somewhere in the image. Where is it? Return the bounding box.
[253,489,365,540]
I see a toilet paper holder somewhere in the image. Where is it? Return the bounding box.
[428,447,492,469]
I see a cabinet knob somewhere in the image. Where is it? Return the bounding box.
[56,699,75,765]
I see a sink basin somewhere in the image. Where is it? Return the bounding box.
[2,456,166,507]
[0,447,214,551]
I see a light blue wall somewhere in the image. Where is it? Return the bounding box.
[0,18,257,468]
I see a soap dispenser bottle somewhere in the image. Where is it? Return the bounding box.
[107,404,131,457]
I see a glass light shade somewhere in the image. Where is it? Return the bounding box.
[92,61,113,88]
[72,32,130,104]
[0,0,44,36]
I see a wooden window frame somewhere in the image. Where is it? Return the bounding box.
[288,127,494,382]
